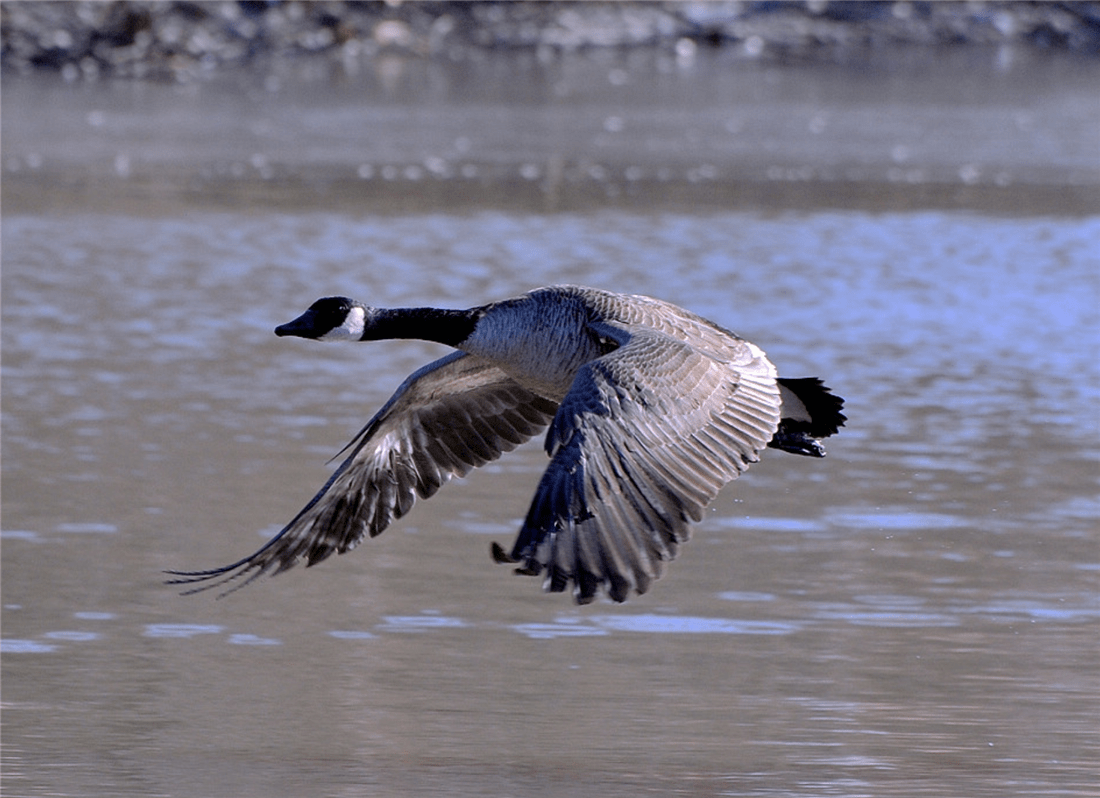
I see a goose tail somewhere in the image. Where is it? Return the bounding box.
[769,377,846,457]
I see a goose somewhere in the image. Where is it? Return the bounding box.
[167,285,845,603]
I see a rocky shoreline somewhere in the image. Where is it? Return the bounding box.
[3,1,1098,81]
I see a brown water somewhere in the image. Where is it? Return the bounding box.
[3,48,1099,798]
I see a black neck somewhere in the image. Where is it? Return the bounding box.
[361,307,479,347]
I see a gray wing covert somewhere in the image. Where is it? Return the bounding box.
[498,326,782,604]
[168,351,558,595]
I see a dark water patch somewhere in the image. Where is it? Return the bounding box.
[328,629,378,640]
[5,45,1099,217]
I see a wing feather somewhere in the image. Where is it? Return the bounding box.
[166,351,557,595]
[502,327,781,604]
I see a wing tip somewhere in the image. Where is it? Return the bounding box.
[490,540,518,563]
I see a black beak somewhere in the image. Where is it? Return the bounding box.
[275,309,320,338]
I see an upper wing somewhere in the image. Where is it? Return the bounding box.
[496,324,781,604]
[167,351,558,596]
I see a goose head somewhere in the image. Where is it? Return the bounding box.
[275,296,368,341]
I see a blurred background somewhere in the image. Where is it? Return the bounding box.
[3,3,1098,797]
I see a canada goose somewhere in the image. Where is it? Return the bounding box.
[167,285,844,603]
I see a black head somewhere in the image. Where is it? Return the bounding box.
[275,297,366,340]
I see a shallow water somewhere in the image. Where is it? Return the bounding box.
[3,48,1099,798]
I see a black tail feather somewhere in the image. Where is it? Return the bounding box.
[770,377,846,457]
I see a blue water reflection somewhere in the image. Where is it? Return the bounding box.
[3,205,1097,798]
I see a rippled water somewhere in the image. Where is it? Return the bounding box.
[3,49,1099,798]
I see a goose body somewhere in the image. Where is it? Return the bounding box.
[168,285,845,603]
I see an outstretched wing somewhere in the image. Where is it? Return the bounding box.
[495,323,782,604]
[167,351,558,596]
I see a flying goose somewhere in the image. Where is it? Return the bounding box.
[167,285,844,603]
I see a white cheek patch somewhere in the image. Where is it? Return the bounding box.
[322,306,367,341]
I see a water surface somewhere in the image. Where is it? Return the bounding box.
[3,48,1099,798]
